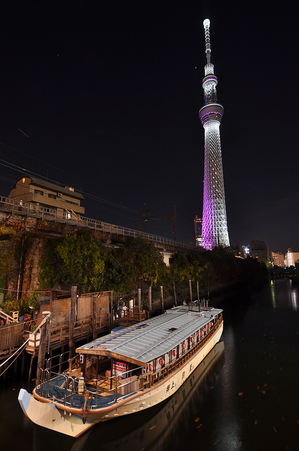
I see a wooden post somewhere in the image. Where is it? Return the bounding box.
[138,288,141,313]
[28,355,34,381]
[36,320,48,386]
[189,280,192,303]
[21,351,25,376]
[173,281,177,306]
[148,287,152,314]
[92,297,97,340]
[196,281,200,305]
[49,289,53,315]
[69,286,77,360]
[110,292,113,331]
[160,286,164,313]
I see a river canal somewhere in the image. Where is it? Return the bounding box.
[0,279,298,450]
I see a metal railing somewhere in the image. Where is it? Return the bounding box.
[24,316,110,354]
[143,316,223,388]
[0,195,193,249]
[38,359,143,410]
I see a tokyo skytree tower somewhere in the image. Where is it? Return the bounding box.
[199,19,230,249]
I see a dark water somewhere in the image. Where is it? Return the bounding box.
[1,279,298,450]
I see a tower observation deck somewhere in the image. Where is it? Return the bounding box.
[199,19,230,249]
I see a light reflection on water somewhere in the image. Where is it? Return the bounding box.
[289,280,298,310]
[270,280,276,308]
[214,325,242,450]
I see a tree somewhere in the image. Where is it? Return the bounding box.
[0,237,14,299]
[103,237,167,300]
[169,252,194,301]
[39,231,106,293]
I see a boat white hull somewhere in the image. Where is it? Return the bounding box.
[18,388,94,437]
[18,321,223,437]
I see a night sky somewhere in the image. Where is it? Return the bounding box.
[0,1,298,254]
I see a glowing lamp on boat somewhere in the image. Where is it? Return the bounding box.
[158,358,164,366]
[182,343,186,350]
[148,363,153,372]
[190,337,194,343]
[172,349,176,357]
[78,377,85,395]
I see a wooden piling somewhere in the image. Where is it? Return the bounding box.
[148,286,152,313]
[173,281,177,306]
[160,286,164,313]
[138,288,141,313]
[92,297,97,340]
[36,320,47,386]
[189,280,192,303]
[69,286,77,360]
[110,292,113,331]
[28,355,34,381]
[21,351,25,376]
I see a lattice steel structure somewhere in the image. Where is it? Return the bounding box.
[199,19,230,249]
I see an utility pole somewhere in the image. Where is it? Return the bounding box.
[139,204,176,242]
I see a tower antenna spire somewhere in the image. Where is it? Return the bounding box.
[203,19,211,64]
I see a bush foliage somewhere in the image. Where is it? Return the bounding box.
[37,232,268,303]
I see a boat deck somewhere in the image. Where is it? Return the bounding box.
[35,375,135,410]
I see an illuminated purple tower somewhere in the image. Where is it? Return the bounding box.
[199,19,230,249]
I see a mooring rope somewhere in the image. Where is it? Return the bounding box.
[0,312,51,377]
[50,309,70,323]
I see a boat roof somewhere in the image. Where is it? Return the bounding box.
[76,305,223,367]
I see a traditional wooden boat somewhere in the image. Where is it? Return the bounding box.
[72,341,225,451]
[18,304,223,437]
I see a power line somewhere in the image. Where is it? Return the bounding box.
[0,157,185,240]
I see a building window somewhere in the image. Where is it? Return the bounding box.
[34,189,44,196]
[48,193,56,199]
[39,205,56,216]
[65,199,78,206]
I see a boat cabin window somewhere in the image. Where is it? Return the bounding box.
[112,361,142,379]
[84,356,111,380]
[113,360,128,378]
